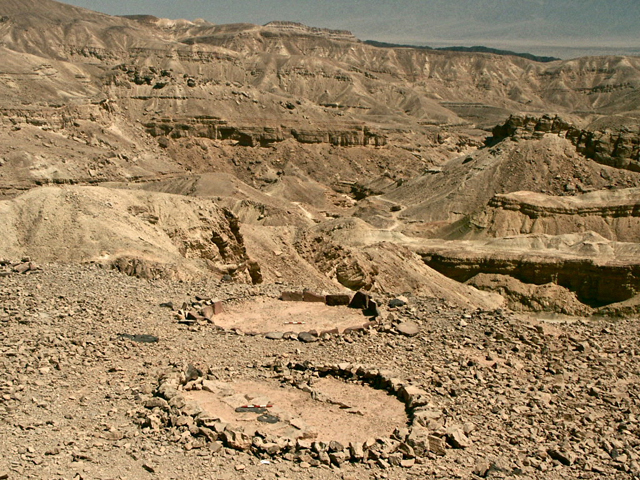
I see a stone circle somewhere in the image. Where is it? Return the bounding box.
[137,361,469,468]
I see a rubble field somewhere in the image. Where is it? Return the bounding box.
[1,263,639,479]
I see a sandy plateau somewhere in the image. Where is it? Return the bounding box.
[0,0,640,479]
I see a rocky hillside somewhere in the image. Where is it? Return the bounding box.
[2,3,640,479]
[462,188,640,242]
[0,186,256,280]
[490,114,640,172]
[380,133,640,236]
[0,0,640,316]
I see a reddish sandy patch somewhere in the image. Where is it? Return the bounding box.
[184,377,407,445]
[215,297,368,334]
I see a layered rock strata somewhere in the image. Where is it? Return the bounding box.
[414,234,640,306]
[144,117,387,147]
[464,188,640,242]
[490,114,640,172]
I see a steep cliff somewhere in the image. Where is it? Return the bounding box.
[458,188,640,242]
[413,233,640,306]
[490,114,640,172]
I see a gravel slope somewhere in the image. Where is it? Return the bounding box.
[0,263,638,479]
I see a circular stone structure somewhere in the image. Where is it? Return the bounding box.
[173,291,382,340]
[184,376,405,445]
[215,297,372,335]
[140,362,457,467]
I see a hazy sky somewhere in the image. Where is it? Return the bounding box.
[62,0,640,59]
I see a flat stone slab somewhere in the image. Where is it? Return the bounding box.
[326,294,351,306]
[265,332,285,340]
[348,291,371,309]
[281,291,304,301]
[396,322,420,337]
[303,291,326,303]
[118,333,159,343]
[202,301,224,319]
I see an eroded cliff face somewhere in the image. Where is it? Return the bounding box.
[414,234,640,307]
[1,0,640,316]
[143,117,387,148]
[490,114,640,172]
[464,188,640,242]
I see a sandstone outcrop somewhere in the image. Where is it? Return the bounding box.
[0,186,257,281]
[262,21,357,41]
[461,188,640,242]
[490,114,640,172]
[143,117,386,147]
[414,233,640,306]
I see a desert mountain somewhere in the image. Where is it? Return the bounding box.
[0,0,639,314]
[3,4,640,479]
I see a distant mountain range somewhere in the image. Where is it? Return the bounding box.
[364,40,560,63]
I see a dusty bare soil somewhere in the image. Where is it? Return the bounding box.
[1,263,639,479]
[215,298,369,334]
[185,377,407,445]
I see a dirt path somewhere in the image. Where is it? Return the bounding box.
[371,195,403,231]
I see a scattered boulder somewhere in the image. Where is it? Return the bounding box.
[221,428,251,451]
[547,448,575,466]
[396,322,420,337]
[185,364,203,382]
[388,298,407,308]
[118,333,159,343]
[0,259,40,276]
[303,290,326,303]
[446,428,471,449]
[325,294,351,306]
[406,427,430,456]
[336,260,375,290]
[144,397,169,410]
[298,332,319,343]
[427,435,446,456]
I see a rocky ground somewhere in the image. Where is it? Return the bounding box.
[1,3,640,479]
[1,263,638,479]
